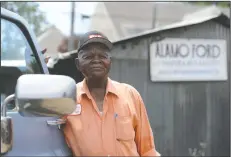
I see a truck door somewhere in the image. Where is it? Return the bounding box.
[1,16,72,156]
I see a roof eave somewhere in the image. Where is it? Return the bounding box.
[112,13,230,45]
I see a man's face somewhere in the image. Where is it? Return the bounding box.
[77,43,111,79]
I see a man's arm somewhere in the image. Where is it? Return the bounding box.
[132,88,161,156]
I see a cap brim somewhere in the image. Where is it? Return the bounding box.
[80,37,113,51]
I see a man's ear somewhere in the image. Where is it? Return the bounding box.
[75,58,81,71]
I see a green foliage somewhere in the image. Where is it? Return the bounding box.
[1,2,47,35]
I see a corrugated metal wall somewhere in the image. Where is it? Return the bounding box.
[109,20,230,156]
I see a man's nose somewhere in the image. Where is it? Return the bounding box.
[91,55,101,62]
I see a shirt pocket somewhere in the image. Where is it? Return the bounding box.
[115,116,135,141]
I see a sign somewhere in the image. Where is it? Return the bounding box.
[149,38,227,82]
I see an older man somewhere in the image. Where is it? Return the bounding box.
[63,31,160,156]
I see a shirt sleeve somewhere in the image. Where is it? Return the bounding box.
[133,89,161,156]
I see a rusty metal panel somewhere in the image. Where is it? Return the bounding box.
[109,20,230,156]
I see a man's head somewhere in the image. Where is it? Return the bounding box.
[76,31,113,80]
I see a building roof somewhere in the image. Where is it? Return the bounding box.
[113,5,230,44]
[37,25,64,42]
[104,2,211,38]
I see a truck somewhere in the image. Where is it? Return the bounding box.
[1,7,75,156]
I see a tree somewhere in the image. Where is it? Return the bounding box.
[1,2,47,36]
[189,2,230,8]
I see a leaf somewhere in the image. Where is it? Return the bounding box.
[1,2,48,36]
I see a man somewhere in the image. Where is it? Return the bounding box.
[63,31,160,156]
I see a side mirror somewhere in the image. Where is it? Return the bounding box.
[1,74,77,154]
[15,74,77,117]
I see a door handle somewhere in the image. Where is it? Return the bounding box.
[46,119,66,129]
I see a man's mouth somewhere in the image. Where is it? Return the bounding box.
[90,67,104,70]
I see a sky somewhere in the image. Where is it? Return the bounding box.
[38,2,97,36]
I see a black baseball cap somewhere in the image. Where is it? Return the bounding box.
[77,30,113,52]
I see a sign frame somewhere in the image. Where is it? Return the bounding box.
[149,38,228,82]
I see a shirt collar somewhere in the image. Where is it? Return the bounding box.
[79,77,119,98]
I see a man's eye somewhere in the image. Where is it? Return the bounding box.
[83,56,92,59]
[99,55,107,59]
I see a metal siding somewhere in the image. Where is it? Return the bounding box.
[110,20,230,156]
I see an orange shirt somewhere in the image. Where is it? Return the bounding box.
[63,78,160,156]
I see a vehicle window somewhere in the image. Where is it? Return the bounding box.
[1,18,42,111]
